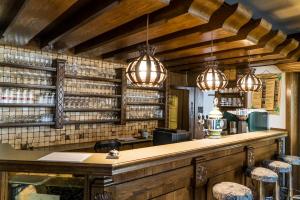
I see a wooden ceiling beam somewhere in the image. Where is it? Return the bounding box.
[100,2,252,59]
[168,38,298,71]
[74,0,225,57]
[277,62,300,72]
[2,0,78,46]
[51,0,171,50]
[155,18,271,61]
[0,0,25,37]
[165,30,286,67]
[38,0,119,49]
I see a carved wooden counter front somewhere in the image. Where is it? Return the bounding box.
[0,130,287,200]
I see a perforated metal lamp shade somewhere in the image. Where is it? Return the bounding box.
[196,62,228,91]
[126,47,167,87]
[237,69,262,92]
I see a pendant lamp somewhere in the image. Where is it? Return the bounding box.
[196,32,228,91]
[126,15,167,87]
[237,51,262,92]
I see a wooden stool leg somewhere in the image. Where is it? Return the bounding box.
[259,181,265,200]
[275,180,280,200]
[289,170,293,200]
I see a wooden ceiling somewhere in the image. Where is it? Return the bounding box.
[1,0,300,72]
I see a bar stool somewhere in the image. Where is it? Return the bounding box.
[212,182,253,200]
[251,167,280,200]
[281,155,300,199]
[263,160,293,199]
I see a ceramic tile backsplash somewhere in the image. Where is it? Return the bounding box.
[0,45,161,149]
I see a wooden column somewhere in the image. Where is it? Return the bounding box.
[286,72,300,189]
[54,59,66,129]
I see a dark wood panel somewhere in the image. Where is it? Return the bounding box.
[2,0,78,45]
[108,166,193,200]
[52,0,171,50]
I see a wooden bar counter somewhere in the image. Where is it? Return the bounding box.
[0,130,287,200]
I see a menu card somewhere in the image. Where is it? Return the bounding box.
[265,79,276,110]
[38,152,92,163]
[252,90,262,108]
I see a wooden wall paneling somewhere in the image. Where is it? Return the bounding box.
[106,166,194,200]
[2,0,78,46]
[156,18,271,61]
[285,72,300,191]
[38,0,120,48]
[0,172,8,200]
[101,1,251,60]
[51,0,171,50]
[74,0,224,57]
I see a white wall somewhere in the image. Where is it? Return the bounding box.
[249,65,286,129]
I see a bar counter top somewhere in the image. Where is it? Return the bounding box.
[0,130,287,176]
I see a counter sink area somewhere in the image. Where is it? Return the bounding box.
[0,130,287,200]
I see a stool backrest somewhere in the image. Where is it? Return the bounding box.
[94,140,121,153]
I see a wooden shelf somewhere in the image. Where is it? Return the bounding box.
[64,108,121,112]
[64,119,120,124]
[64,92,121,98]
[127,102,165,106]
[127,85,165,91]
[65,74,121,83]
[0,122,55,127]
[0,82,56,90]
[126,118,165,122]
[0,103,55,107]
[0,62,56,72]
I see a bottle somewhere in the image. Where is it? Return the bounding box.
[16,89,21,103]
[28,90,34,104]
[22,89,28,103]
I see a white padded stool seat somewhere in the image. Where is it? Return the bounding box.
[264,160,292,173]
[213,182,253,200]
[281,155,300,165]
[251,167,278,183]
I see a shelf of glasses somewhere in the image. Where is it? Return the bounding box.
[64,119,120,125]
[0,82,56,90]
[127,85,165,91]
[127,102,165,106]
[0,122,55,127]
[65,74,121,83]
[64,92,121,98]
[126,118,165,122]
[0,103,55,107]
[64,108,121,112]
[0,62,56,72]
[219,105,244,109]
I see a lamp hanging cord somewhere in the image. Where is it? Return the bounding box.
[146,14,149,47]
[210,31,213,58]
[248,50,251,68]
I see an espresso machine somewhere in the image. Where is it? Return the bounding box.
[199,98,227,138]
[223,109,269,134]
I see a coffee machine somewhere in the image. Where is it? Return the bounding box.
[224,109,269,134]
